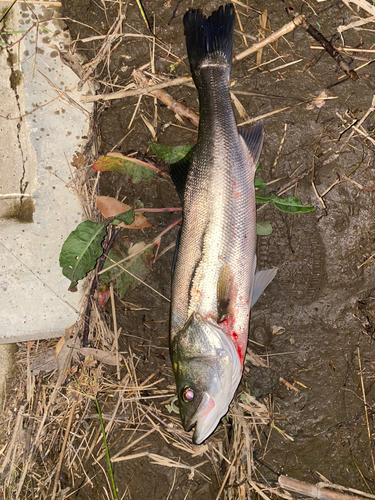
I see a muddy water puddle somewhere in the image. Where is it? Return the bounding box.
[60,0,375,496]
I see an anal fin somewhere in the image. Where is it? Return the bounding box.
[251,268,277,308]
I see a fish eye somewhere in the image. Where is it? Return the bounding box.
[181,386,194,402]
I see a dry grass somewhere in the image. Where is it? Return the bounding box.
[0,325,275,499]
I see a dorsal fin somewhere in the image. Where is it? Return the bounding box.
[169,148,194,200]
[238,120,264,167]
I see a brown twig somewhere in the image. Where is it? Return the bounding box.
[151,87,199,128]
[99,218,181,275]
[0,405,24,477]
[342,175,375,192]
[82,75,193,103]
[302,21,358,80]
[234,14,306,62]
[78,17,122,90]
[272,123,288,175]
[15,329,80,496]
[215,453,237,500]
[82,227,120,347]
[133,69,200,127]
[0,0,61,3]
[357,347,375,473]
[110,284,121,381]
[279,475,375,500]
[51,400,77,500]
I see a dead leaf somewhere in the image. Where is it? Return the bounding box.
[96,196,152,229]
[30,349,56,376]
[55,324,76,360]
[306,91,329,110]
[92,154,164,182]
[71,152,85,168]
[56,337,80,374]
[128,241,146,256]
[98,288,111,307]
[246,349,267,368]
[55,335,66,360]
[80,347,121,366]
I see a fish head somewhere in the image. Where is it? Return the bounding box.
[171,312,241,444]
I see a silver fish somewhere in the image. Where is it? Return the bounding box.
[169,3,277,444]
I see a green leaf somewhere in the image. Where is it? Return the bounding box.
[256,221,272,235]
[255,193,276,204]
[272,196,315,214]
[256,162,262,174]
[101,243,155,298]
[150,143,192,164]
[59,221,107,289]
[256,193,315,214]
[92,155,160,183]
[254,177,267,190]
[110,207,135,226]
[165,396,179,414]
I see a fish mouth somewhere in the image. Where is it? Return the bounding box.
[184,419,197,433]
[183,392,217,444]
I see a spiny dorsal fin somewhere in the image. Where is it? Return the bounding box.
[169,148,194,200]
[217,263,236,322]
[238,120,264,167]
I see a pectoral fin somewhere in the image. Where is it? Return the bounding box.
[251,268,277,308]
[217,263,236,322]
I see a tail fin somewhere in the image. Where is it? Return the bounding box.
[183,3,235,76]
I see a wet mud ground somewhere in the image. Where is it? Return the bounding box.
[56,0,375,497]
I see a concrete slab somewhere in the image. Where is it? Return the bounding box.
[0,2,92,343]
[0,343,17,405]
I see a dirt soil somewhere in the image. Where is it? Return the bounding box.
[26,0,375,497]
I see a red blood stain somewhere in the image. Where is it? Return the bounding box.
[196,289,201,295]
[233,181,236,186]
[237,346,243,361]
[232,332,238,340]
[233,190,241,199]
[221,318,229,327]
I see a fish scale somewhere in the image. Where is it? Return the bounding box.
[169,3,276,444]
[173,66,256,335]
